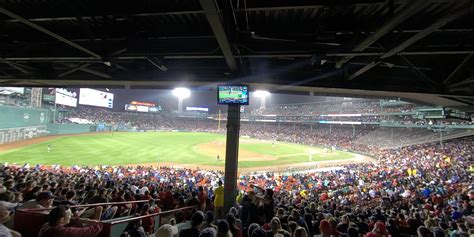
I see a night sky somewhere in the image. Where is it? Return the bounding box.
[40,87,370,113]
[109,88,332,113]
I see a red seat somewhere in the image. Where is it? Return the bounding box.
[14,210,48,237]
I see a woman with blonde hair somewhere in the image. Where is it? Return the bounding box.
[294,227,308,237]
[270,217,290,237]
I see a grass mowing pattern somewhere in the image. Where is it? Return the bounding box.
[0,132,354,167]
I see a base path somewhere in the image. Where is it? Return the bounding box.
[130,153,375,173]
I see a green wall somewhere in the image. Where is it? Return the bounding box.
[46,124,95,135]
[0,105,51,129]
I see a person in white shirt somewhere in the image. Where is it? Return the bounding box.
[139,186,149,195]
[0,204,21,237]
[19,191,55,214]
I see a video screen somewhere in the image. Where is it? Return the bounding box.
[217,85,249,105]
[125,101,161,113]
[55,88,78,107]
[186,107,209,112]
[79,88,114,108]
[0,87,24,95]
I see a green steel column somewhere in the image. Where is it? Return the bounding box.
[224,104,240,213]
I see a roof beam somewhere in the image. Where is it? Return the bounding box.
[448,78,474,88]
[80,68,112,79]
[200,0,237,71]
[58,63,92,77]
[381,7,474,59]
[58,63,111,78]
[335,0,429,68]
[399,55,438,87]
[0,7,102,59]
[4,10,205,23]
[443,54,474,85]
[347,62,379,81]
[347,6,473,81]
[4,50,474,63]
[0,59,33,74]
[146,57,168,71]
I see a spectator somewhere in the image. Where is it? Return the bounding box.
[179,211,205,237]
[200,228,217,237]
[417,226,433,237]
[202,211,217,230]
[217,220,232,237]
[20,191,55,211]
[268,217,290,237]
[214,181,224,219]
[156,224,178,237]
[38,206,102,237]
[0,204,20,237]
[226,213,242,237]
[294,227,308,237]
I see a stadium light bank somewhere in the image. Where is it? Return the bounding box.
[254,90,271,109]
[172,87,191,114]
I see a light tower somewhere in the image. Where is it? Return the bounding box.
[254,90,270,109]
[172,87,191,114]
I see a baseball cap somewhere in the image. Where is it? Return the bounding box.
[156,224,178,237]
[200,228,217,237]
[0,201,18,210]
[37,191,56,201]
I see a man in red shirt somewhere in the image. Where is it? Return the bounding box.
[197,186,207,211]
[162,186,174,210]
[38,206,103,237]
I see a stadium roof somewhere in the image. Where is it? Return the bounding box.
[0,0,474,108]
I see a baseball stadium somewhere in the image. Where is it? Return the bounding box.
[1,1,474,237]
[1,86,473,237]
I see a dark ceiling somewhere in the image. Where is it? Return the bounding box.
[0,0,474,105]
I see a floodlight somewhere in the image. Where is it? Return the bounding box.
[172,87,191,99]
[254,90,270,109]
[254,90,270,98]
[173,87,191,114]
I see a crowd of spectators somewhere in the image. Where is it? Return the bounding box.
[353,128,441,149]
[63,106,175,130]
[0,136,473,237]
[250,101,415,117]
[1,103,472,237]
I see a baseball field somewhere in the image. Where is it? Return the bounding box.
[0,132,367,171]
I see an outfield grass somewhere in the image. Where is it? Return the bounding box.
[0,132,355,167]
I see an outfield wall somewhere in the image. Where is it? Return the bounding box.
[47,124,112,135]
[0,105,113,143]
[0,105,51,129]
[0,105,51,144]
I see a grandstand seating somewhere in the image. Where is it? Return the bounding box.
[1,98,473,237]
[1,134,472,237]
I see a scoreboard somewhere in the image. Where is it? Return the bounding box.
[125,101,161,113]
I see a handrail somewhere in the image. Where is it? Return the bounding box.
[17,199,158,212]
[108,205,197,225]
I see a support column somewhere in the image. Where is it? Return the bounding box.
[224,104,240,213]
